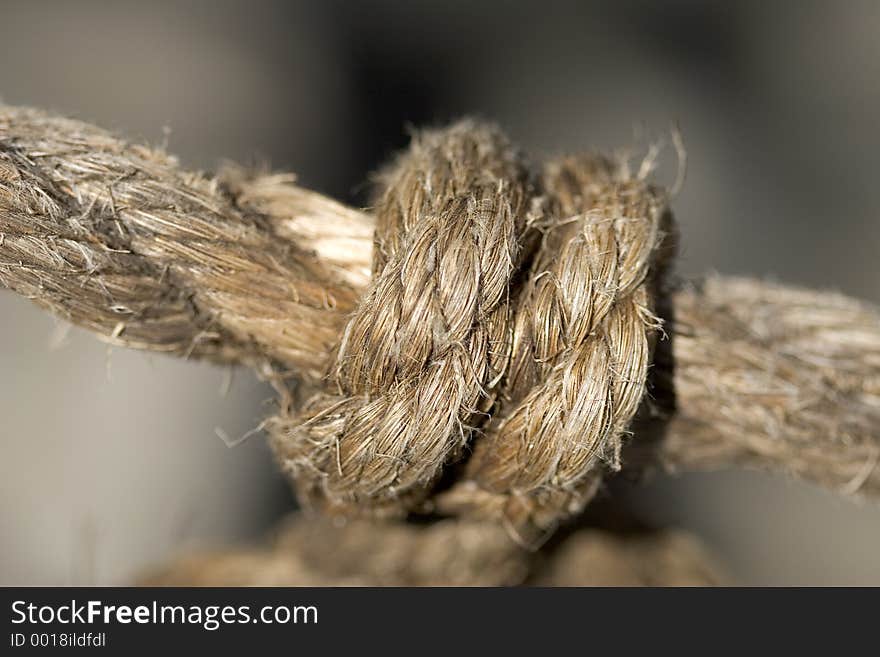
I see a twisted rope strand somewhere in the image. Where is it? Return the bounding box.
[272,122,536,515]
[434,156,673,543]
[0,106,358,379]
[657,276,880,496]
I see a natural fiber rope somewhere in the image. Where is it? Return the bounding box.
[0,106,361,380]
[141,513,726,587]
[2,105,878,546]
[426,154,673,542]
[653,276,880,496]
[271,124,672,542]
[279,123,537,517]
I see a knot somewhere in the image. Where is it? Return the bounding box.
[271,120,674,544]
[5,106,879,550]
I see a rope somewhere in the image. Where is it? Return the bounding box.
[142,513,725,587]
[0,106,360,379]
[2,105,878,547]
[271,123,672,544]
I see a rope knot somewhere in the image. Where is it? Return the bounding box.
[271,121,674,544]
[6,106,878,549]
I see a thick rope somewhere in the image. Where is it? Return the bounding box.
[0,106,361,380]
[142,513,725,587]
[270,126,671,537]
[2,105,878,546]
[429,156,673,543]
[655,276,880,496]
[278,123,537,516]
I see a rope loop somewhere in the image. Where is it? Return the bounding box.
[271,121,674,543]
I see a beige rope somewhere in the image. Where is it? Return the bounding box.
[655,276,880,496]
[141,513,726,587]
[427,155,673,544]
[270,125,672,541]
[0,106,359,380]
[276,123,537,517]
[2,105,878,547]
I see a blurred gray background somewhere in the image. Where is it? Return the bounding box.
[1,0,878,585]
